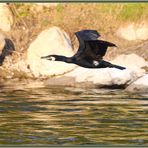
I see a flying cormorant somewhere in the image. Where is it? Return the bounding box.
[41,30,126,70]
[0,38,15,66]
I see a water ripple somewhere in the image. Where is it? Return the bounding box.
[0,85,148,145]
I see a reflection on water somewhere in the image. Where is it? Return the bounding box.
[0,82,148,146]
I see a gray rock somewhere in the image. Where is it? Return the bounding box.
[126,74,148,92]
[44,67,144,88]
[111,54,148,72]
[44,76,95,88]
[0,33,5,54]
[0,4,13,31]
[64,67,142,88]
[116,23,148,41]
[27,26,76,77]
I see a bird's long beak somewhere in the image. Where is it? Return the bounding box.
[41,55,48,59]
[41,55,55,61]
[41,55,51,60]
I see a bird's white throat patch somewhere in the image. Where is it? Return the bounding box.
[49,56,56,61]
[93,60,100,66]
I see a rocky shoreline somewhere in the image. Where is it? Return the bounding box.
[1,26,147,93]
[0,4,148,93]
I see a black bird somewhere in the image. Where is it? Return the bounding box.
[41,30,126,70]
[0,38,15,66]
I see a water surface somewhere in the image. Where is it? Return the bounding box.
[0,82,148,146]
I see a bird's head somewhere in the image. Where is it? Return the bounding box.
[41,55,57,61]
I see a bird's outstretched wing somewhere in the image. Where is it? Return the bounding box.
[75,29,100,41]
[84,40,116,58]
[74,29,101,58]
[73,39,116,61]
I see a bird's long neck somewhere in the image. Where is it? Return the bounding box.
[54,55,72,63]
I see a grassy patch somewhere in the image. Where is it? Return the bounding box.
[118,3,148,21]
[56,4,64,13]
[41,19,50,27]
[14,3,31,17]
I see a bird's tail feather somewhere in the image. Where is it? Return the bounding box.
[111,64,126,70]
[100,60,126,70]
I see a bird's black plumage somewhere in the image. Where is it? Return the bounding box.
[0,38,15,66]
[41,30,126,70]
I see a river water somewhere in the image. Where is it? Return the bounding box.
[0,82,148,146]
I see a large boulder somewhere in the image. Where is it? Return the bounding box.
[27,27,76,77]
[111,54,148,77]
[0,33,5,53]
[0,4,13,31]
[116,23,148,41]
[45,66,144,88]
[126,74,148,92]
[64,67,140,88]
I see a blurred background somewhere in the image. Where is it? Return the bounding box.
[2,3,148,61]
